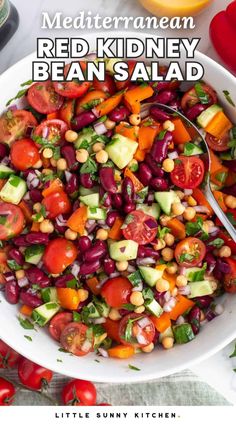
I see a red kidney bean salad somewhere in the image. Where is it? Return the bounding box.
[0,58,236,360]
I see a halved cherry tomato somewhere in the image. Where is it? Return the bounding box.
[101,277,132,308]
[181,83,217,111]
[175,237,206,267]
[49,312,73,341]
[59,99,75,127]
[18,357,53,391]
[0,340,21,369]
[10,138,40,171]
[102,318,120,343]
[34,119,68,144]
[119,313,155,348]
[122,210,158,245]
[0,110,37,145]
[42,190,71,218]
[62,379,97,406]
[0,377,15,406]
[43,238,77,274]
[206,131,230,152]
[171,156,205,189]
[27,81,64,114]
[0,202,24,240]
[60,322,94,356]
[53,63,90,99]
[93,73,116,95]
[75,90,107,115]
[224,258,236,293]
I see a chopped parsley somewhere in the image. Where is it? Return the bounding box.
[229,343,236,358]
[179,252,197,264]
[18,316,35,330]
[186,216,208,240]
[24,335,33,342]
[128,364,141,371]
[80,157,97,174]
[209,238,224,249]
[226,212,236,226]
[157,226,170,239]
[194,83,210,104]
[6,88,28,106]
[223,90,236,107]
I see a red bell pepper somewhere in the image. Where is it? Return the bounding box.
[224,258,236,293]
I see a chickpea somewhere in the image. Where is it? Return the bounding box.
[200,311,205,322]
[108,308,121,321]
[166,263,178,275]
[130,291,144,306]
[176,275,188,288]
[33,159,43,169]
[104,119,116,130]
[50,158,57,167]
[39,219,54,234]
[171,287,178,297]
[164,233,175,246]
[163,120,175,132]
[116,261,128,271]
[205,220,214,228]
[142,342,154,353]
[33,203,42,213]
[78,289,89,302]
[96,228,109,241]
[42,168,53,176]
[156,278,170,293]
[183,207,196,221]
[162,158,174,173]
[218,245,231,258]
[65,130,78,143]
[172,202,185,216]
[96,150,109,164]
[76,149,89,163]
[154,239,166,251]
[129,113,141,126]
[225,195,236,209]
[161,247,174,262]
[175,190,185,200]
[56,158,67,171]
[65,228,78,241]
[162,337,174,349]
[15,270,25,280]
[134,305,145,314]
[43,148,53,159]
[187,195,197,206]
[159,215,171,226]
[92,142,105,153]
[211,280,218,291]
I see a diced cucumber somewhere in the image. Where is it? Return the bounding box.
[31,302,60,327]
[24,244,45,265]
[79,186,99,196]
[136,203,160,219]
[188,280,214,298]
[0,175,27,205]
[197,104,222,128]
[0,164,15,179]
[106,58,122,74]
[74,127,96,150]
[105,134,138,169]
[93,299,110,318]
[109,240,138,261]
[154,190,179,215]
[159,326,174,342]
[138,266,164,287]
[86,302,100,319]
[145,298,163,317]
[173,323,195,344]
[87,207,107,220]
[41,287,58,303]
[80,193,100,208]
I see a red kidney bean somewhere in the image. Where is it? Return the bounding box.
[61,144,79,171]
[101,191,112,207]
[84,240,107,262]
[145,154,165,177]
[14,235,30,247]
[108,105,130,123]
[106,211,120,227]
[99,167,117,193]
[78,236,92,252]
[150,131,173,163]
[65,174,79,196]
[26,232,49,244]
[8,248,24,266]
[79,260,101,275]
[112,193,123,209]
[54,273,76,288]
[138,163,152,186]
[169,99,181,110]
[25,267,47,284]
[5,280,19,304]
[79,173,94,189]
[188,306,201,335]
[72,111,96,131]
[153,90,176,105]
[29,188,43,203]
[106,129,113,138]
[0,142,8,158]
[205,252,216,272]
[138,246,160,259]
[185,104,207,121]
[124,203,136,214]
[150,178,169,191]
[103,258,115,275]
[20,291,43,308]
[150,106,171,122]
[193,296,213,309]
[122,177,134,204]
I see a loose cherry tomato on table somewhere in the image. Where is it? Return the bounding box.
[60,323,94,356]
[119,313,155,348]
[49,312,73,341]
[0,109,37,145]
[122,210,158,245]
[101,277,133,308]
[206,131,230,152]
[10,138,40,170]
[62,379,97,406]
[0,203,25,241]
[27,81,64,114]
[43,238,77,274]
[175,237,206,267]
[0,340,21,368]
[181,83,217,111]
[34,119,68,144]
[171,156,205,190]
[18,357,53,391]
[0,377,15,406]
[42,190,71,218]
[223,258,236,293]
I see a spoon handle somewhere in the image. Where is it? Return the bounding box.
[204,184,236,243]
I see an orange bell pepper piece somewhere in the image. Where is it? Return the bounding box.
[172,118,192,144]
[134,147,147,162]
[67,205,87,235]
[42,178,63,197]
[57,288,80,310]
[18,200,32,223]
[93,90,124,117]
[115,123,138,140]
[213,190,227,212]
[108,345,135,359]
[31,222,41,232]
[169,295,195,321]
[76,90,107,115]
[108,217,124,240]
[138,126,160,151]
[151,312,171,333]
[163,271,176,292]
[20,305,33,317]
[166,218,186,240]
[124,168,144,192]
[192,188,213,217]
[124,84,154,114]
[86,277,101,295]
[47,112,59,120]
[205,111,233,139]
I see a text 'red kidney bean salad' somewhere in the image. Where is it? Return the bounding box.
[0,58,236,361]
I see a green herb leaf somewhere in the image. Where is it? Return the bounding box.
[122,303,136,311]
[223,90,236,107]
[80,157,97,174]
[157,226,170,239]
[179,252,196,263]
[229,343,236,358]
[158,130,167,140]
[187,263,207,282]
[21,80,33,87]
[142,288,154,301]
[72,311,81,322]
[24,335,33,342]
[6,89,28,106]
[82,99,101,110]
[209,238,224,248]
[226,212,236,226]
[7,259,22,271]
[195,83,209,104]
[18,316,35,330]
[128,364,141,371]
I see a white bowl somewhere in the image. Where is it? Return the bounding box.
[1,32,236,383]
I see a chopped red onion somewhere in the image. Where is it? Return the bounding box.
[42,126,49,139]
[145,219,158,229]
[140,105,150,119]
[184,188,193,196]
[208,226,219,234]
[163,297,176,312]
[37,260,43,269]
[136,331,148,345]
[182,202,188,208]
[93,317,106,324]
[5,272,15,282]
[127,265,136,273]
[30,177,40,188]
[168,151,179,160]
[7,104,18,111]
[71,262,80,278]
[23,192,30,200]
[194,205,209,213]
[176,315,185,325]
[136,257,155,266]
[93,121,107,135]
[137,317,150,329]
[25,125,34,138]
[109,272,120,279]
[97,347,109,358]
[92,107,101,118]
[164,291,171,302]
[132,281,143,292]
[99,275,109,286]
[179,267,187,276]
[178,285,191,296]
[97,219,106,226]
[18,276,29,288]
[55,215,67,227]
[1,157,10,165]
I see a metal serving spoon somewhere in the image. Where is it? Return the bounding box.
[144,102,236,243]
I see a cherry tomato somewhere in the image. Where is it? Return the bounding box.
[224,258,236,293]
[102,318,121,343]
[171,156,205,189]
[75,90,107,115]
[42,190,71,219]
[10,138,40,171]
[62,379,97,406]
[175,237,206,267]
[53,63,90,99]
[206,131,230,152]
[98,403,112,406]
[60,323,94,356]
[49,312,73,341]
[59,99,75,127]
[0,377,15,406]
[0,202,24,241]
[18,357,53,391]
[218,230,236,255]
[122,210,158,245]
[34,119,68,144]
[0,340,21,368]
[0,109,37,145]
[119,313,155,348]
[181,84,217,111]
[43,238,77,274]
[101,277,132,308]
[93,73,116,95]
[27,81,64,114]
